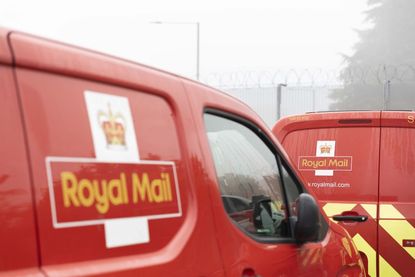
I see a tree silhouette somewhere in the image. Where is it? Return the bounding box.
[330,0,415,110]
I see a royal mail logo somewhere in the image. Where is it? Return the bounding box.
[46,157,181,228]
[319,143,332,154]
[298,140,353,176]
[298,156,352,171]
[98,104,127,148]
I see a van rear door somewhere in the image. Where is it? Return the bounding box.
[378,111,415,276]
[275,112,381,277]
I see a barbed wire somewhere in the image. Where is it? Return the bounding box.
[203,64,415,89]
[341,64,415,85]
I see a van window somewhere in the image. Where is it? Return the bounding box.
[279,161,328,240]
[204,113,289,238]
[280,161,301,216]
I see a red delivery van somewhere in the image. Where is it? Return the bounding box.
[0,28,365,277]
[273,111,415,277]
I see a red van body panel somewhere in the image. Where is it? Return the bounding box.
[0,28,12,64]
[0,30,41,276]
[0,29,365,276]
[273,111,415,277]
[378,111,415,276]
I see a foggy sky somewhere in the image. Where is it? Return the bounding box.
[0,0,369,80]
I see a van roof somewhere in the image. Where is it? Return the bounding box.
[272,111,415,142]
[0,27,12,64]
[0,28,225,95]
[1,28,265,128]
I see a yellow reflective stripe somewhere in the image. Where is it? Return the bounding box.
[361,204,377,219]
[379,255,401,277]
[353,234,377,277]
[322,203,357,217]
[379,219,415,259]
[380,204,405,219]
[379,205,415,259]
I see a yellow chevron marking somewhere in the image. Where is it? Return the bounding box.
[379,255,400,277]
[380,204,405,219]
[353,234,377,277]
[322,203,357,217]
[361,204,377,219]
[379,204,415,259]
[379,220,415,259]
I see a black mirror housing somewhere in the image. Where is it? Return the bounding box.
[294,193,320,243]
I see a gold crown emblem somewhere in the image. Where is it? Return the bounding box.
[320,144,332,154]
[98,103,126,148]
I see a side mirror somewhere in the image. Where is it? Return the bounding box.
[294,193,320,243]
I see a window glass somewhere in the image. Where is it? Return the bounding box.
[204,113,289,238]
[280,160,301,216]
[280,160,328,240]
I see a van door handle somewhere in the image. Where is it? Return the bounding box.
[333,215,368,222]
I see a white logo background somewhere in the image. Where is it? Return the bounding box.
[315,140,336,176]
[84,90,140,162]
[84,90,147,248]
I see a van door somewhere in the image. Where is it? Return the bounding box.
[202,111,313,276]
[280,113,380,277]
[197,107,364,276]
[378,111,415,276]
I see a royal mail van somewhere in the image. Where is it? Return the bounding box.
[273,111,415,277]
[0,28,364,276]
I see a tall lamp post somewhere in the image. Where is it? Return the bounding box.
[150,21,200,80]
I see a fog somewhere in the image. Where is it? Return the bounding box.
[1,0,414,117]
[0,0,368,78]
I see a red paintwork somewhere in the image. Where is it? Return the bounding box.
[273,111,415,277]
[0,28,12,64]
[0,62,40,275]
[378,112,415,276]
[0,29,364,276]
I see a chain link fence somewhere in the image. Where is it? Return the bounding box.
[203,65,415,127]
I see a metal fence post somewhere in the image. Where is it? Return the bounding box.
[277,83,287,120]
